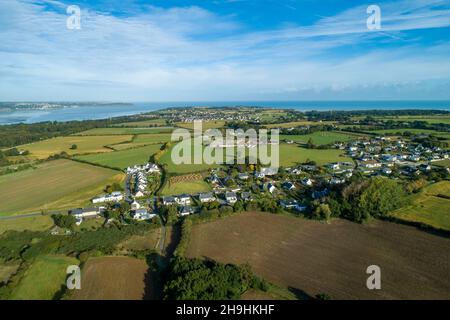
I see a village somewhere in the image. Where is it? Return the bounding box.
[68,133,450,226]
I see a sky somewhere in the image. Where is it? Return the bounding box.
[0,0,450,102]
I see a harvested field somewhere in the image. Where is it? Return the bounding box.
[71,256,149,300]
[0,159,124,216]
[186,211,450,300]
[17,135,132,159]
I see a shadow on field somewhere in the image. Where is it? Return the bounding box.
[142,223,181,300]
[143,253,164,300]
[288,287,314,300]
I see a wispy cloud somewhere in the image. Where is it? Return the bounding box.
[0,0,449,101]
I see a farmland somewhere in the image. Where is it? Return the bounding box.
[186,211,450,299]
[0,159,124,216]
[277,144,352,166]
[265,120,335,128]
[161,174,211,196]
[159,138,350,174]
[0,215,54,234]
[370,128,450,139]
[352,115,450,125]
[175,121,226,130]
[280,131,361,145]
[75,144,163,169]
[391,181,450,230]
[71,256,148,300]
[17,135,133,159]
[114,119,167,127]
[75,127,173,135]
[9,255,78,300]
[159,140,223,174]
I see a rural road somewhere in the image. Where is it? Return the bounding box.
[0,210,64,220]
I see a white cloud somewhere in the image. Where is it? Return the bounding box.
[0,0,449,101]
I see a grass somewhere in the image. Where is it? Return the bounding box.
[159,138,351,173]
[0,215,54,234]
[116,229,161,252]
[9,255,79,300]
[175,121,226,130]
[0,264,20,284]
[17,135,133,159]
[161,179,211,196]
[132,133,174,144]
[353,115,450,125]
[265,120,335,128]
[75,144,163,169]
[370,128,450,139]
[159,139,223,174]
[433,159,450,167]
[0,159,124,216]
[113,119,167,127]
[76,127,173,135]
[277,144,352,166]
[280,131,361,145]
[186,211,450,299]
[391,181,450,230]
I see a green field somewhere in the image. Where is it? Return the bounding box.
[265,120,335,128]
[392,181,450,231]
[9,255,78,300]
[76,127,173,135]
[280,131,361,145]
[370,128,450,139]
[175,121,226,130]
[352,115,450,125]
[132,133,174,144]
[277,144,352,166]
[159,139,223,174]
[159,137,351,173]
[114,119,167,127]
[161,179,211,196]
[75,144,163,169]
[0,159,124,216]
[0,215,54,234]
[434,159,450,167]
[17,135,133,159]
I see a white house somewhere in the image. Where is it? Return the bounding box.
[131,200,141,210]
[301,178,313,186]
[267,183,276,193]
[261,167,278,176]
[69,207,102,219]
[199,192,216,203]
[176,194,191,206]
[132,209,157,221]
[135,190,145,198]
[282,181,295,191]
[225,192,237,204]
[162,196,176,206]
[179,206,195,216]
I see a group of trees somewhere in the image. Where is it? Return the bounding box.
[164,257,268,300]
[326,177,408,223]
[51,214,76,229]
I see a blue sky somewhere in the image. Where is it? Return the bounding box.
[1,0,450,101]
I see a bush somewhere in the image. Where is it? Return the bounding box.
[51,214,76,229]
[164,257,266,300]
